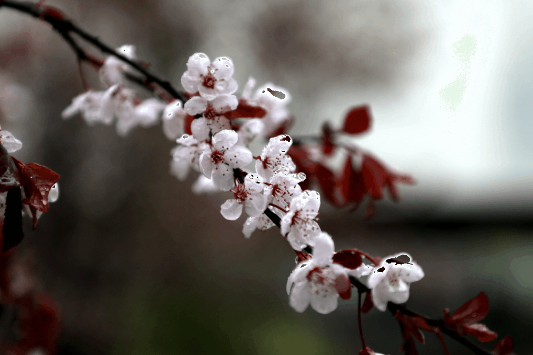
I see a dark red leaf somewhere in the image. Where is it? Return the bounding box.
[448,292,490,325]
[463,323,498,342]
[362,156,386,200]
[396,311,426,344]
[361,292,373,313]
[223,100,267,119]
[287,146,318,191]
[332,249,363,269]
[342,105,371,134]
[12,158,60,214]
[362,154,413,203]
[493,336,514,355]
[341,156,366,205]
[334,273,351,300]
[315,164,341,206]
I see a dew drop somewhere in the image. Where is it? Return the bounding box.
[297,172,306,181]
[182,134,190,139]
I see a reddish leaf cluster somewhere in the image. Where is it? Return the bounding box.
[288,106,413,218]
[395,310,436,355]
[224,99,267,120]
[0,143,59,253]
[442,292,498,343]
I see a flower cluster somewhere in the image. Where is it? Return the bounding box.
[0,1,518,353]
[58,46,515,355]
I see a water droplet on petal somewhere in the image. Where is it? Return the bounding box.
[182,134,189,139]
[297,172,306,181]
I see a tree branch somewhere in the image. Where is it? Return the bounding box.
[0,0,187,102]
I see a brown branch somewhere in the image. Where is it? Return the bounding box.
[0,0,187,102]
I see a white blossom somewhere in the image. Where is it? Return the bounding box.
[199,130,252,191]
[181,53,238,100]
[170,134,208,181]
[247,82,292,137]
[367,253,425,312]
[116,94,165,136]
[99,44,137,86]
[264,172,302,209]
[281,190,321,251]
[237,118,264,147]
[0,129,22,153]
[242,212,275,238]
[221,173,267,220]
[255,134,296,181]
[62,85,117,126]
[162,100,186,140]
[286,232,350,314]
[191,174,220,194]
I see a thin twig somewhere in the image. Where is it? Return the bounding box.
[0,0,187,102]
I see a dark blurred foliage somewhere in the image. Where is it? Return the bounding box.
[0,0,530,354]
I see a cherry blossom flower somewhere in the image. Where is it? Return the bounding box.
[255,134,296,181]
[220,173,267,220]
[199,130,252,191]
[61,85,117,126]
[281,190,321,250]
[286,232,351,314]
[264,172,303,209]
[191,175,220,194]
[170,134,208,181]
[185,94,238,139]
[99,44,137,87]
[247,81,292,137]
[181,53,238,100]
[115,94,165,136]
[242,212,276,238]
[367,253,424,311]
[237,118,264,147]
[162,100,187,141]
[0,129,22,153]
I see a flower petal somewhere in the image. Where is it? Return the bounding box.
[199,152,214,178]
[244,194,267,217]
[224,145,253,168]
[191,117,210,142]
[313,232,335,267]
[310,289,339,314]
[184,96,208,116]
[213,130,238,151]
[212,164,234,191]
[221,199,243,220]
[212,94,238,113]
[289,280,311,313]
[212,56,234,80]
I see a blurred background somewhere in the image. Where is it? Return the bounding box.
[0,0,531,354]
